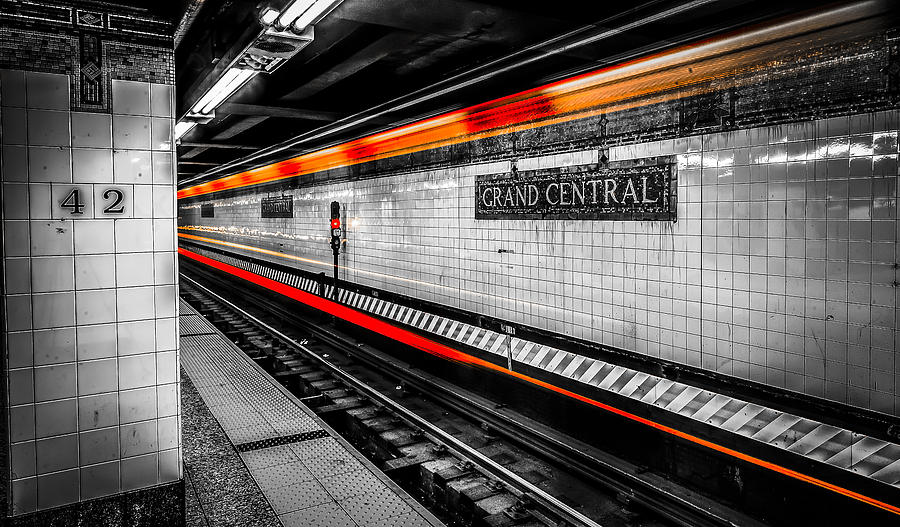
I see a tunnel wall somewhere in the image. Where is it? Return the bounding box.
[180,110,900,417]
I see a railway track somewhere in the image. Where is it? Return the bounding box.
[180,264,756,527]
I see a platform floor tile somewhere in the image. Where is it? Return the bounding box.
[179,301,443,527]
[279,502,356,527]
[250,461,315,490]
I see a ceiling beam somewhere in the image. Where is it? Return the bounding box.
[282,30,420,102]
[178,141,259,150]
[218,103,345,121]
[180,115,271,160]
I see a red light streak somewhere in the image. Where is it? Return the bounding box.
[179,246,900,516]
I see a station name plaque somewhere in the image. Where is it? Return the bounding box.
[261,196,293,218]
[475,158,676,221]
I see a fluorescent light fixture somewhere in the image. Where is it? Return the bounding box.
[277,0,342,31]
[260,7,280,25]
[292,0,342,31]
[191,67,257,115]
[174,120,197,140]
[277,0,313,28]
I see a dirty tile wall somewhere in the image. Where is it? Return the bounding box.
[180,110,899,416]
[2,71,180,515]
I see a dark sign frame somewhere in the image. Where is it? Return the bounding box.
[475,156,677,221]
[200,203,214,218]
[261,196,293,218]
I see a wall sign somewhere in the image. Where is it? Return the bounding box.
[200,203,215,218]
[475,158,676,221]
[261,196,293,218]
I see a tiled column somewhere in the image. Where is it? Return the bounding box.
[1,71,181,519]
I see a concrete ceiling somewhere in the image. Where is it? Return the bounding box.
[172,0,829,186]
[81,0,194,22]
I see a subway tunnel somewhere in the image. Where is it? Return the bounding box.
[1,0,900,525]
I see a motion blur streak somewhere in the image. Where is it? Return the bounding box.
[178,1,888,199]
[179,246,900,515]
[177,231,559,313]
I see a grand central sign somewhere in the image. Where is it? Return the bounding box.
[475,158,676,221]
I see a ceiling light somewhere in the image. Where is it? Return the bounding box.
[174,120,197,140]
[277,0,342,31]
[291,0,342,31]
[277,0,313,28]
[191,67,257,115]
[260,7,280,26]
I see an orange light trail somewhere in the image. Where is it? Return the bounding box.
[178,2,886,199]
[177,230,567,313]
[179,246,900,516]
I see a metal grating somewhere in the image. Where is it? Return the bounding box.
[235,430,331,453]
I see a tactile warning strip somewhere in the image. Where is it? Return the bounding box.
[180,313,217,336]
[181,332,320,445]
[179,299,440,527]
[183,244,900,490]
[236,430,332,453]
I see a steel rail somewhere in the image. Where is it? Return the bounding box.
[289,306,746,527]
[182,268,746,527]
[180,273,604,527]
[181,264,756,527]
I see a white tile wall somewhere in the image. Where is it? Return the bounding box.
[71,112,112,149]
[27,110,70,147]
[73,149,113,184]
[76,324,117,360]
[149,84,173,119]
[0,70,26,107]
[112,115,150,150]
[113,149,152,184]
[28,147,71,183]
[180,111,900,416]
[111,80,149,116]
[2,107,27,145]
[25,72,69,111]
[2,145,28,181]
[2,72,181,516]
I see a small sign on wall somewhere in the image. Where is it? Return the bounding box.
[261,196,293,218]
[53,184,132,219]
[200,203,214,218]
[475,157,676,221]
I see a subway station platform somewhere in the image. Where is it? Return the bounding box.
[178,299,442,527]
[3,1,900,525]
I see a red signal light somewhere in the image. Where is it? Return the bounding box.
[331,218,340,229]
